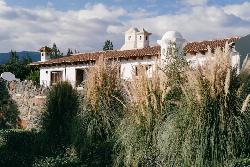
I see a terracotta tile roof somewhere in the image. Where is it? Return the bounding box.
[30,45,161,66]
[183,37,240,54]
[31,37,240,66]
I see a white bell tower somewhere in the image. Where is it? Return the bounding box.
[136,28,152,49]
[121,27,152,50]
[39,46,52,62]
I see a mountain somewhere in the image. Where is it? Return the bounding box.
[0,51,40,64]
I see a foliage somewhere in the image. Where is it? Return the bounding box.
[0,50,33,80]
[0,79,19,129]
[158,46,250,167]
[41,82,79,153]
[103,40,114,51]
[49,43,63,59]
[66,48,73,56]
[114,59,186,166]
[26,70,40,84]
[0,129,39,167]
[32,147,81,167]
[74,57,125,166]
[232,158,250,167]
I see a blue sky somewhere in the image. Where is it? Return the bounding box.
[5,0,249,12]
[0,0,250,52]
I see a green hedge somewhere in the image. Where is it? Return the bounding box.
[32,155,81,167]
[0,129,39,167]
[0,129,84,167]
[233,158,250,167]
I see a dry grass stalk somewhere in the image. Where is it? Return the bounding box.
[84,56,122,112]
[241,94,250,113]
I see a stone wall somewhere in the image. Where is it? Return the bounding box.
[7,80,49,130]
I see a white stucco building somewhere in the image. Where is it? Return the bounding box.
[31,27,243,87]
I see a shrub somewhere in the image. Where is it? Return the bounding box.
[232,158,250,167]
[26,70,40,84]
[0,79,19,129]
[158,46,250,167]
[32,148,81,167]
[0,129,39,167]
[75,57,125,166]
[41,81,79,153]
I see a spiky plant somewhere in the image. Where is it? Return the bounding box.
[75,57,125,166]
[158,45,250,167]
[41,81,79,153]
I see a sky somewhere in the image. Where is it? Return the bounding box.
[0,0,250,53]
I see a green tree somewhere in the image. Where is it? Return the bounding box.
[50,43,63,59]
[26,70,40,84]
[66,48,73,56]
[103,40,113,51]
[2,51,32,80]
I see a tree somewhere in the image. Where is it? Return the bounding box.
[50,43,63,59]
[2,51,33,80]
[103,40,113,51]
[66,48,73,56]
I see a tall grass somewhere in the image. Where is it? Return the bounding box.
[114,58,187,166]
[75,57,125,166]
[114,44,189,167]
[158,45,250,167]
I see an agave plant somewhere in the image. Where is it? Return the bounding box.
[158,45,250,167]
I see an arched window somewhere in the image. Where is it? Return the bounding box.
[140,36,142,40]
[146,36,148,40]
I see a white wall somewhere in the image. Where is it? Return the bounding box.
[40,66,66,87]
[40,64,92,87]
[120,57,157,80]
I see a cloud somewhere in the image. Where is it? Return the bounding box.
[0,0,249,53]
[127,5,250,43]
[181,0,208,6]
[0,2,126,52]
[223,2,250,21]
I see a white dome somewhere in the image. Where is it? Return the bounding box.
[162,31,183,41]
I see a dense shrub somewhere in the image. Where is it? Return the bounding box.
[41,82,79,153]
[32,147,81,167]
[0,129,39,167]
[74,57,125,166]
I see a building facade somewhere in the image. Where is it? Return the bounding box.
[31,27,243,87]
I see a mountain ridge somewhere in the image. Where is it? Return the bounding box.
[0,51,40,64]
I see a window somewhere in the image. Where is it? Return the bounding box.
[140,36,142,40]
[128,36,131,40]
[135,66,138,76]
[51,71,62,86]
[134,65,153,77]
[146,36,148,40]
